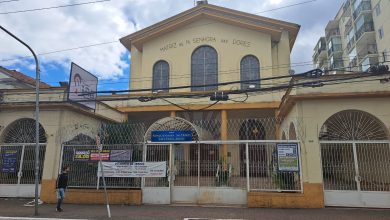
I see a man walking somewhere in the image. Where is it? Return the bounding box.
[56,166,70,212]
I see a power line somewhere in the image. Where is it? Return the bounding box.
[2,71,389,113]
[3,45,388,86]
[0,0,110,15]
[2,66,388,98]
[255,0,317,14]
[0,41,119,63]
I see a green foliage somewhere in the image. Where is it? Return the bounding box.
[273,171,296,190]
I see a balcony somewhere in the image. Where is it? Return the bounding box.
[357,44,378,58]
[330,60,344,70]
[360,56,379,72]
[343,0,351,12]
[355,22,374,41]
[353,0,371,20]
[328,44,343,56]
[326,28,341,40]
[346,37,355,52]
[348,56,358,71]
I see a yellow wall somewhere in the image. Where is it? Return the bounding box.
[130,18,291,97]
[40,180,141,205]
[248,183,324,208]
[0,109,104,180]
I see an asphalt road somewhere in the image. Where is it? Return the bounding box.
[0,198,390,220]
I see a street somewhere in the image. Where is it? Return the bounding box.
[0,198,389,220]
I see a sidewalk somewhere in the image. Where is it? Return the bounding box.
[1,198,390,220]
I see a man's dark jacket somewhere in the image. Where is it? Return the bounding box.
[56,172,68,189]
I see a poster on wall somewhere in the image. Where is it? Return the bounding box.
[73,149,133,161]
[74,150,91,161]
[1,150,18,173]
[90,150,110,161]
[97,162,166,178]
[68,62,98,110]
[277,143,299,172]
[110,150,132,161]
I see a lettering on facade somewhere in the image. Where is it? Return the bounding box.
[192,36,216,44]
[158,36,251,52]
[232,39,251,47]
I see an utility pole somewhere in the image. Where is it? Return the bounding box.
[0,25,41,216]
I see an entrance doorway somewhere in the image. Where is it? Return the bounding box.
[239,119,267,177]
[319,110,390,208]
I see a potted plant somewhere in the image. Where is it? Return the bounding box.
[215,157,232,187]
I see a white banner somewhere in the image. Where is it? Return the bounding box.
[98,162,167,178]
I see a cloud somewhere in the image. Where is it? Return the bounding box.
[0,0,343,82]
[0,0,135,79]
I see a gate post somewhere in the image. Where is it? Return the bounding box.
[141,143,147,188]
[246,142,250,192]
[17,145,26,185]
[352,142,361,191]
[221,110,228,166]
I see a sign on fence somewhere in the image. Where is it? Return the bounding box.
[151,130,192,142]
[1,150,18,173]
[97,162,167,177]
[277,143,299,172]
[73,149,132,161]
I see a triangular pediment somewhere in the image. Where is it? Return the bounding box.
[120,4,300,52]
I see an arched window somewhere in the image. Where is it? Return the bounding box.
[289,122,297,140]
[1,118,47,143]
[191,46,218,91]
[319,110,389,140]
[152,60,169,92]
[240,55,260,89]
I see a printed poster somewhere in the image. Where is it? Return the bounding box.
[277,143,299,172]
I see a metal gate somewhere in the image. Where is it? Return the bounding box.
[142,144,171,204]
[143,141,302,205]
[320,141,390,208]
[0,144,46,197]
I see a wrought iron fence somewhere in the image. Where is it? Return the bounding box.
[320,141,390,192]
[62,144,143,188]
[0,144,46,185]
[61,141,302,192]
[56,117,303,192]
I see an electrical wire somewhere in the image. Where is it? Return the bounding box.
[159,97,220,111]
[255,0,317,14]
[0,0,111,15]
[0,64,388,98]
[2,72,389,114]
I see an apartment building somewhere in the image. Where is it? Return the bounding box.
[313,0,389,72]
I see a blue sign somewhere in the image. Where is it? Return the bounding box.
[2,150,18,173]
[151,130,193,142]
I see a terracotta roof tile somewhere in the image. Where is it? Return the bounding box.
[0,66,51,89]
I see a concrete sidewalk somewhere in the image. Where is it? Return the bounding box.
[1,198,389,220]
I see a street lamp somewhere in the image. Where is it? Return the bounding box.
[0,25,41,216]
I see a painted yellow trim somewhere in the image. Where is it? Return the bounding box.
[121,4,299,51]
[278,91,390,118]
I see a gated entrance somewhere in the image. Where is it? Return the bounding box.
[141,140,302,205]
[0,144,46,197]
[319,110,390,208]
[0,118,47,197]
[58,116,303,205]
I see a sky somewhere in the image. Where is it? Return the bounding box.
[0,0,344,92]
